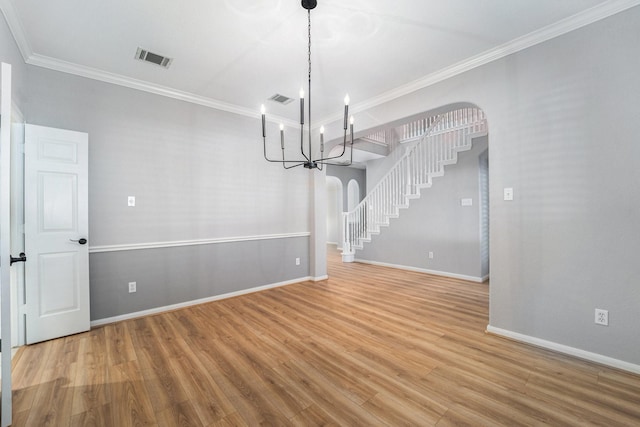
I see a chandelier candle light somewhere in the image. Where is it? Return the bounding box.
[260,0,354,170]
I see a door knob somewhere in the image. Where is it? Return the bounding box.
[70,238,88,245]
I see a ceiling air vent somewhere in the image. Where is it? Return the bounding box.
[135,47,173,69]
[268,94,294,105]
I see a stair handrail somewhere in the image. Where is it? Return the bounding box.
[346,113,445,216]
[341,107,486,256]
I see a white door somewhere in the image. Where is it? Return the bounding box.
[25,124,89,344]
[1,62,14,427]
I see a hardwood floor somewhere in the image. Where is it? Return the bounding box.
[11,248,640,426]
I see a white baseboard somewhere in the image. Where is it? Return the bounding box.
[486,325,640,375]
[312,275,329,281]
[90,276,312,327]
[355,258,487,283]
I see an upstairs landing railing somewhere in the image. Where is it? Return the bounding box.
[342,107,487,256]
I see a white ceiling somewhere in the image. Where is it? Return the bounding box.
[2,0,635,126]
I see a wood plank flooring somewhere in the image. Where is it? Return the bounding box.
[10,248,640,426]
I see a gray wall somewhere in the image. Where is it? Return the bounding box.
[352,7,640,365]
[325,166,366,246]
[13,53,312,321]
[326,164,366,208]
[4,5,640,366]
[358,136,488,280]
[23,67,310,245]
[90,236,309,320]
[0,12,27,111]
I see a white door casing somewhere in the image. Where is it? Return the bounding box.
[1,61,14,427]
[25,124,89,344]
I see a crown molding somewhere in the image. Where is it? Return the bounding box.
[0,0,32,62]
[322,0,640,125]
[3,0,640,126]
[25,53,299,128]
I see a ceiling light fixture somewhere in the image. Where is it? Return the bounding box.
[260,0,354,170]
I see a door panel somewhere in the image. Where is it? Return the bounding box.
[25,124,89,344]
[39,252,79,315]
[40,172,77,231]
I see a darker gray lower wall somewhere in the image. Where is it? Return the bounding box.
[89,236,309,321]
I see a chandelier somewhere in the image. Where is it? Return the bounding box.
[260,0,354,170]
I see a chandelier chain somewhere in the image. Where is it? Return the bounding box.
[307,9,312,161]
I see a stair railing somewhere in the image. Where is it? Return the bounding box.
[342,107,486,256]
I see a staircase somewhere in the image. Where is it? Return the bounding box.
[341,107,487,259]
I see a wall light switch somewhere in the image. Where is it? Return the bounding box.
[295,257,301,266]
[461,198,473,206]
[128,196,136,207]
[503,188,514,201]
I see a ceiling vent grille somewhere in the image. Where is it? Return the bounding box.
[268,94,294,105]
[135,47,173,69]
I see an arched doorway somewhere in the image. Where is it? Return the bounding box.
[347,179,359,211]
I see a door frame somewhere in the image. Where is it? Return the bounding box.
[10,112,24,347]
[1,61,14,427]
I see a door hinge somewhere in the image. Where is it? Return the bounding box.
[10,252,27,266]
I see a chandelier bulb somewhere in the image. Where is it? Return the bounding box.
[260,104,266,115]
[350,116,355,124]
[280,123,284,131]
[344,94,350,105]
[299,88,305,99]
[320,125,325,134]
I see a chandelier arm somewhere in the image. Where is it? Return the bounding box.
[316,125,354,166]
[314,127,353,162]
[299,124,310,162]
[283,161,306,169]
[283,145,306,169]
[264,136,310,165]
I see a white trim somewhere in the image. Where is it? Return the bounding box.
[0,0,32,62]
[3,0,639,126]
[23,54,300,129]
[342,252,355,263]
[319,0,640,125]
[89,232,311,254]
[90,276,312,327]
[486,325,640,375]
[355,258,486,283]
[312,275,329,282]
[10,100,23,123]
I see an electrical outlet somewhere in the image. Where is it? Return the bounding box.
[595,308,608,326]
[127,196,136,207]
[295,257,301,266]
[504,188,514,201]
[428,252,434,259]
[128,281,137,293]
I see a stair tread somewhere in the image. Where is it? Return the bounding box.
[347,111,485,252]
